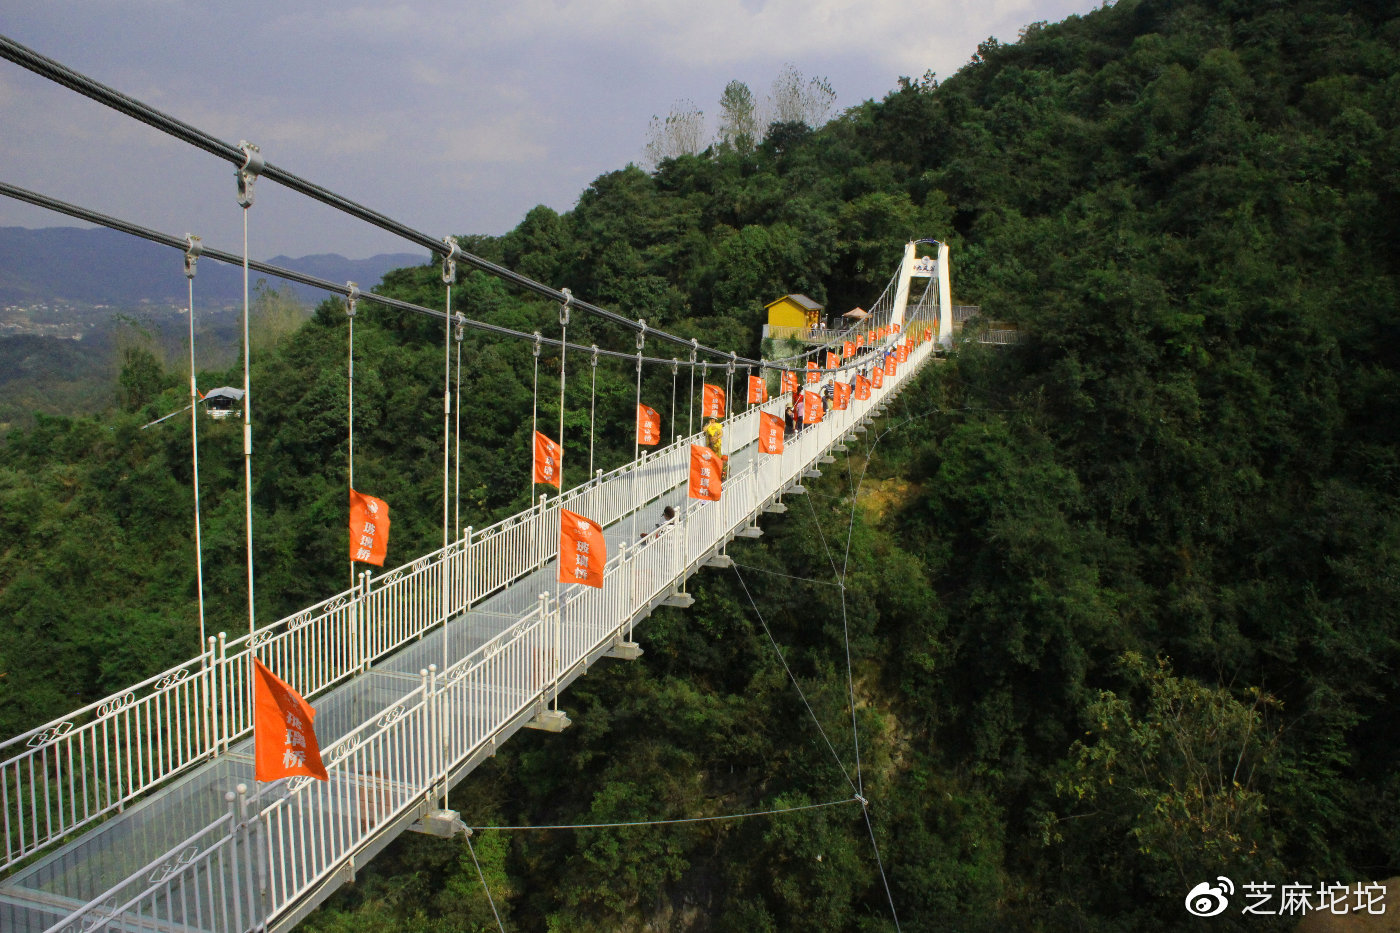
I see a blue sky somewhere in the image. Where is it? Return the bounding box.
[1,0,1101,259]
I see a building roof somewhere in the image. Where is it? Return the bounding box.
[763,294,823,312]
[203,386,245,402]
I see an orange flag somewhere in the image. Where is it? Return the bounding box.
[781,370,798,394]
[854,374,871,400]
[826,350,839,369]
[558,508,605,588]
[893,321,901,332]
[833,381,852,411]
[688,444,723,501]
[747,374,767,404]
[253,657,327,783]
[803,390,825,424]
[857,334,865,348]
[533,431,562,487]
[843,340,855,359]
[925,326,933,343]
[637,404,661,446]
[872,365,884,389]
[899,342,909,362]
[806,361,819,384]
[349,489,390,566]
[702,383,725,419]
[885,354,897,377]
[758,410,784,454]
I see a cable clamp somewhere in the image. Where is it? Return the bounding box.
[855,794,868,808]
[559,288,572,326]
[442,236,461,285]
[346,281,360,318]
[533,332,542,358]
[183,233,203,279]
[689,338,698,364]
[671,358,679,376]
[590,344,599,368]
[636,318,647,350]
[728,350,736,376]
[454,312,466,342]
[636,350,643,374]
[235,141,263,208]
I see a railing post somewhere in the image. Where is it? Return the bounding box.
[462,525,474,608]
[361,569,374,672]
[537,493,550,574]
[204,636,218,759]
[217,632,229,755]
[421,666,437,801]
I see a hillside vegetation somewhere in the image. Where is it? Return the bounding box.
[1,0,1397,929]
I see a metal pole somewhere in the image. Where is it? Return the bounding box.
[346,282,359,589]
[184,235,207,649]
[588,344,599,479]
[441,239,459,811]
[558,289,571,492]
[236,141,261,636]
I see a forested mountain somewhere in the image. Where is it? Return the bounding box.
[1,0,1397,929]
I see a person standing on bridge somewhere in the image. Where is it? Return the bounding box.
[704,416,729,480]
[642,505,677,540]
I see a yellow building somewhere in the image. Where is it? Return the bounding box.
[763,294,824,336]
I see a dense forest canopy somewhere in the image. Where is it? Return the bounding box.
[2,0,1398,928]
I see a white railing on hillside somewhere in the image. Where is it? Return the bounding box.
[2,311,936,933]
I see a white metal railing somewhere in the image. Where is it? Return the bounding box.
[4,313,937,933]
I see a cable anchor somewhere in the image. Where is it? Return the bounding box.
[346,281,360,318]
[183,234,203,279]
[559,288,572,326]
[235,141,263,208]
[442,236,462,285]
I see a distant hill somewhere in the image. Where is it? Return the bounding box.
[0,226,427,309]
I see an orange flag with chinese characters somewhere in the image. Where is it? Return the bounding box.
[806,361,819,384]
[702,383,725,419]
[833,381,852,411]
[637,404,661,446]
[803,390,825,424]
[899,342,909,362]
[758,411,785,454]
[254,657,327,783]
[854,374,871,400]
[826,350,839,369]
[688,445,723,501]
[781,370,798,394]
[349,489,390,566]
[872,365,884,389]
[747,374,767,404]
[558,508,605,588]
[843,340,855,359]
[533,431,562,487]
[884,354,897,377]
[857,334,865,348]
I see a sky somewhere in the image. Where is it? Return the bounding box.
[1,0,1101,261]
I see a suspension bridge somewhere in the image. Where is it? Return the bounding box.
[1,33,959,933]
